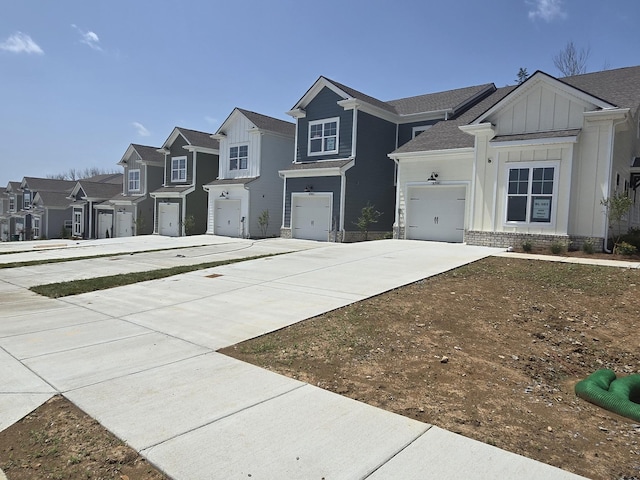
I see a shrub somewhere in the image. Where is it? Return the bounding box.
[615,241,637,256]
[550,241,565,255]
[582,239,595,255]
[522,240,533,253]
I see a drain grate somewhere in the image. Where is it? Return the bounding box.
[205,273,223,278]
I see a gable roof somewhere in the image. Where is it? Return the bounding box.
[236,108,295,136]
[7,182,21,193]
[131,144,165,164]
[33,190,74,209]
[84,173,122,184]
[21,177,76,192]
[561,65,640,116]
[325,77,397,113]
[161,127,220,151]
[387,83,496,117]
[392,86,516,154]
[72,180,122,200]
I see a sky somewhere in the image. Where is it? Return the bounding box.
[1,0,639,186]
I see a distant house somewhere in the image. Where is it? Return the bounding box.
[150,127,219,236]
[0,187,9,241]
[68,177,123,239]
[280,76,493,241]
[19,177,76,240]
[3,182,23,240]
[109,144,165,237]
[389,66,640,250]
[205,108,295,238]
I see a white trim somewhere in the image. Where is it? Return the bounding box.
[308,117,340,156]
[279,159,355,179]
[171,156,188,183]
[389,147,474,161]
[490,135,579,148]
[128,169,141,193]
[182,145,219,155]
[412,125,432,139]
[351,107,358,158]
[339,171,347,234]
[503,160,560,228]
[290,192,333,241]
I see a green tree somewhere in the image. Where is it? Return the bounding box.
[601,192,633,253]
[515,67,529,85]
[354,203,381,241]
[257,210,270,237]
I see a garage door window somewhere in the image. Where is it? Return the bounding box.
[506,164,556,224]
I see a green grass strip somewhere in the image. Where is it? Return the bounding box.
[0,244,215,269]
[30,253,282,298]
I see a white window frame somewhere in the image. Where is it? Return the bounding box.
[128,169,141,192]
[23,191,31,209]
[229,145,248,170]
[73,210,83,236]
[32,216,40,239]
[9,195,15,212]
[171,156,187,183]
[308,117,339,156]
[412,125,432,139]
[504,161,559,227]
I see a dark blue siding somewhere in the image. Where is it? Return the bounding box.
[348,111,397,231]
[397,120,440,148]
[284,176,341,228]
[297,87,352,162]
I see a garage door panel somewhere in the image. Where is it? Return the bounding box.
[214,200,241,237]
[97,213,113,239]
[292,195,331,241]
[406,186,465,243]
[116,212,133,237]
[159,202,180,237]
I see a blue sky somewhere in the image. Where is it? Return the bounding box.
[1,0,639,186]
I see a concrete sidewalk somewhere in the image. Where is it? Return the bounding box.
[0,238,587,479]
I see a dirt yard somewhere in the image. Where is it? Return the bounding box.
[222,256,640,480]
[1,254,639,479]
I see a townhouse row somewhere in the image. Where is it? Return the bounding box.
[3,66,640,250]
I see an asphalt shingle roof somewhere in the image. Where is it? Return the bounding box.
[84,173,123,184]
[323,77,397,113]
[131,144,165,164]
[387,83,495,116]
[22,177,76,192]
[237,109,295,137]
[206,177,259,186]
[34,191,75,209]
[177,127,220,150]
[76,181,123,199]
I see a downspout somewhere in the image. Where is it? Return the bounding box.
[88,201,93,239]
[280,175,287,230]
[339,170,347,241]
[391,157,400,237]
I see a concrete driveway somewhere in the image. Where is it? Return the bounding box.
[0,237,585,479]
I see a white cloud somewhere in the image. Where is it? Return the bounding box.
[71,24,102,51]
[527,0,567,22]
[0,32,44,55]
[132,122,151,137]
[204,116,219,126]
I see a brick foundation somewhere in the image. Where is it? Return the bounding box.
[464,230,604,252]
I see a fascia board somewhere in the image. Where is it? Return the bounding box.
[490,135,579,148]
[389,147,474,161]
[182,145,220,155]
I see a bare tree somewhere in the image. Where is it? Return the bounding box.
[553,41,590,77]
[46,167,119,181]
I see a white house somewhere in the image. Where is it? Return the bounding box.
[205,108,295,238]
[390,66,640,251]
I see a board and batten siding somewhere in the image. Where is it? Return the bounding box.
[124,150,144,196]
[165,136,194,185]
[494,84,589,135]
[296,87,353,162]
[218,113,261,179]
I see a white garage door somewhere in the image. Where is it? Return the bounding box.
[406,185,466,242]
[116,211,133,237]
[292,194,331,241]
[158,202,180,237]
[97,213,113,239]
[214,199,241,237]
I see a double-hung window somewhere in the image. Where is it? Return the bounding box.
[128,169,141,192]
[308,117,339,156]
[506,164,556,224]
[23,191,31,209]
[32,217,40,239]
[171,157,187,182]
[9,195,15,212]
[229,145,248,170]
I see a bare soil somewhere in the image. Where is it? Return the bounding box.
[2,252,639,480]
[221,256,640,480]
[0,396,167,480]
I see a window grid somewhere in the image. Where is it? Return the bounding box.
[229,145,248,170]
[308,118,339,155]
[171,157,187,182]
[128,170,141,192]
[506,166,555,224]
[32,217,40,239]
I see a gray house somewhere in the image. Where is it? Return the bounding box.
[3,182,23,240]
[205,108,295,238]
[19,177,76,240]
[0,187,9,241]
[150,127,219,236]
[109,144,165,237]
[68,177,123,239]
[280,76,494,241]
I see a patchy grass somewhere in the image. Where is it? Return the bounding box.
[30,253,281,298]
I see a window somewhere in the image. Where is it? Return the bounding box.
[412,125,432,139]
[229,145,248,170]
[308,117,339,156]
[128,169,141,192]
[23,191,31,209]
[32,217,40,239]
[506,165,556,224]
[9,195,15,212]
[171,157,187,182]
